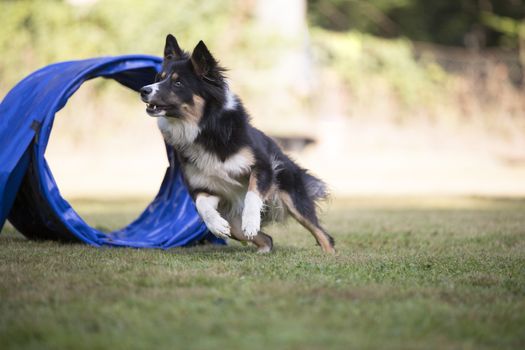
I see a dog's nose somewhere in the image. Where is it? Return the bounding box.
[140,86,152,99]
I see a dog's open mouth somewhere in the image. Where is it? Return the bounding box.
[146,103,170,116]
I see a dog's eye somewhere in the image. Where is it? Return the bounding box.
[174,81,182,87]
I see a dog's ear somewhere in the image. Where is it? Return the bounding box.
[164,34,183,60]
[190,40,219,82]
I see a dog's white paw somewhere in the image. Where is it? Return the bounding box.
[242,210,260,239]
[205,215,231,239]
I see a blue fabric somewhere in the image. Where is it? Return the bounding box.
[0,55,220,248]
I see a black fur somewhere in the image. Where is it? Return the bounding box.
[140,35,335,252]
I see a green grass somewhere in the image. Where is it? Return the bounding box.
[1,197,524,350]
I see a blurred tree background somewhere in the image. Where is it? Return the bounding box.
[1,0,524,112]
[309,0,525,49]
[1,0,524,196]
[0,0,234,91]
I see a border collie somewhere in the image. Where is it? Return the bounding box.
[139,34,335,253]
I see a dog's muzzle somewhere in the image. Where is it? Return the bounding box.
[140,86,153,102]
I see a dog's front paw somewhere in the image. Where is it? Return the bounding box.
[205,215,231,239]
[242,209,260,239]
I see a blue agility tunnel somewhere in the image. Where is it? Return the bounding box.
[0,55,218,248]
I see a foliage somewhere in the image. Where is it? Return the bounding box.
[308,0,525,48]
[1,0,523,137]
[0,0,233,92]
[481,11,525,40]
[312,29,448,112]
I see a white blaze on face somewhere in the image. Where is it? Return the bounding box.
[142,82,161,102]
[143,82,168,116]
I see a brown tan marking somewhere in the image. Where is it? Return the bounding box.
[280,191,336,254]
[247,171,259,193]
[228,216,273,253]
[161,72,167,79]
[247,171,275,200]
[171,72,179,80]
[180,94,205,124]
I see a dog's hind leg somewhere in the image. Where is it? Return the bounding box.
[229,216,273,253]
[280,191,335,254]
[252,232,274,253]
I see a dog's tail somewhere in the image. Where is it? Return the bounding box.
[302,171,329,203]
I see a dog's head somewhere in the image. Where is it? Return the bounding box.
[140,34,226,120]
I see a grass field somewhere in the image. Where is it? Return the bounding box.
[0,197,524,350]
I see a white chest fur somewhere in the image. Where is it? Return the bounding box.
[181,145,254,218]
[157,116,254,204]
[157,116,200,147]
[181,144,253,194]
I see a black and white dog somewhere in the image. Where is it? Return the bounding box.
[140,35,335,253]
